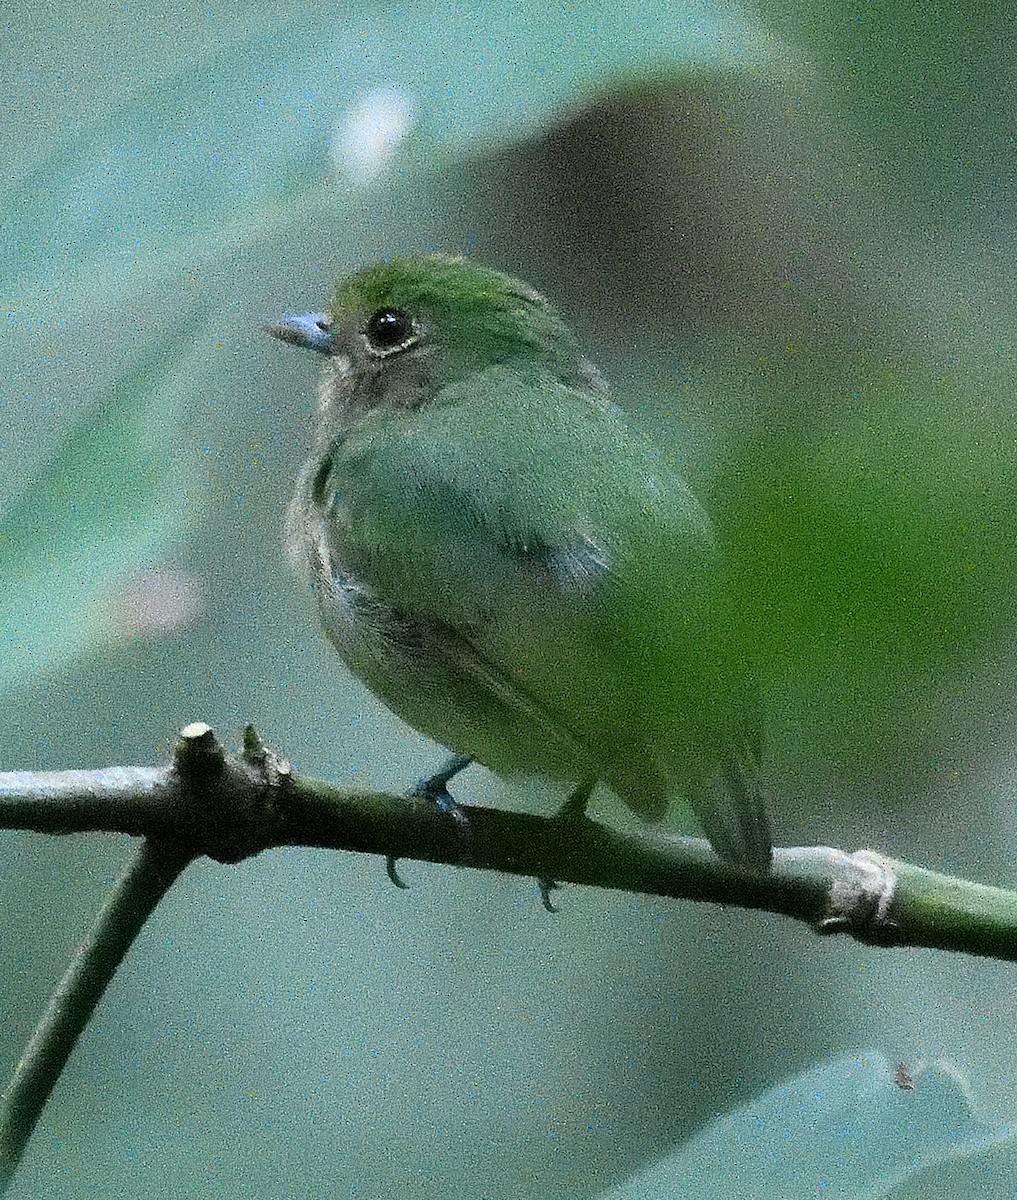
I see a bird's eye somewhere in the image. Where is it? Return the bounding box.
[363,307,417,356]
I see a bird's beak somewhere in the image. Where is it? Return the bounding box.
[263,311,336,355]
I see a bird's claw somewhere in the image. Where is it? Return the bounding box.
[384,754,473,888]
[410,753,472,826]
[385,855,409,889]
[532,779,596,912]
[538,878,560,913]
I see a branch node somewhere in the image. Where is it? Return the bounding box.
[169,724,288,865]
[241,724,267,766]
[820,849,900,944]
[175,722,225,778]
[241,725,292,786]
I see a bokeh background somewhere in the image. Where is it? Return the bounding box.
[3,1,1017,1195]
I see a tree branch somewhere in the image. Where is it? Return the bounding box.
[0,723,1014,962]
[2,721,1015,1192]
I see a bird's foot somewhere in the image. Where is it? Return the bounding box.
[385,855,409,890]
[411,753,473,821]
[536,778,596,913]
[385,754,473,888]
[538,878,560,913]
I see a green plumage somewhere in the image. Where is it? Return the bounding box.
[277,255,771,870]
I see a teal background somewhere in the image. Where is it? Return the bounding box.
[2,1,1017,1195]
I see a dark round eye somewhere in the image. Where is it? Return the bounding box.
[364,307,416,355]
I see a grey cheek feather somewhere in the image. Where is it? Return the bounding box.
[316,354,354,412]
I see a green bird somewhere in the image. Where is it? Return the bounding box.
[269,255,772,872]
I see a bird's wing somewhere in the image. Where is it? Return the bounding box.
[325,369,770,868]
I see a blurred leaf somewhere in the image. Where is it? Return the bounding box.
[328,0,776,172]
[602,1051,1007,1200]
[719,359,1017,689]
[892,1131,1017,1199]
[0,333,201,690]
[0,1,780,514]
[2,1,777,305]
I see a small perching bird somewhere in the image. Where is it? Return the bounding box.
[269,255,772,872]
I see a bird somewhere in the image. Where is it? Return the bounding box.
[268,254,772,873]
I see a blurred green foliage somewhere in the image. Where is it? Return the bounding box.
[2,1,1017,1197]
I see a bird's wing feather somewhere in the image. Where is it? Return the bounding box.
[326,368,770,867]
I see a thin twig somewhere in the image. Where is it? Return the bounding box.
[0,838,195,1194]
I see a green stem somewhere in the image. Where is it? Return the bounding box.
[279,777,1017,961]
[891,859,1017,959]
[0,839,195,1195]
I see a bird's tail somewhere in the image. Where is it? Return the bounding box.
[607,744,773,873]
[690,754,773,873]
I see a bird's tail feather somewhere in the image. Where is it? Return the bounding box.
[691,756,773,873]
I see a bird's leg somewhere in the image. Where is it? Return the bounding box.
[556,778,596,821]
[412,752,473,814]
[538,777,596,913]
[385,754,473,888]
